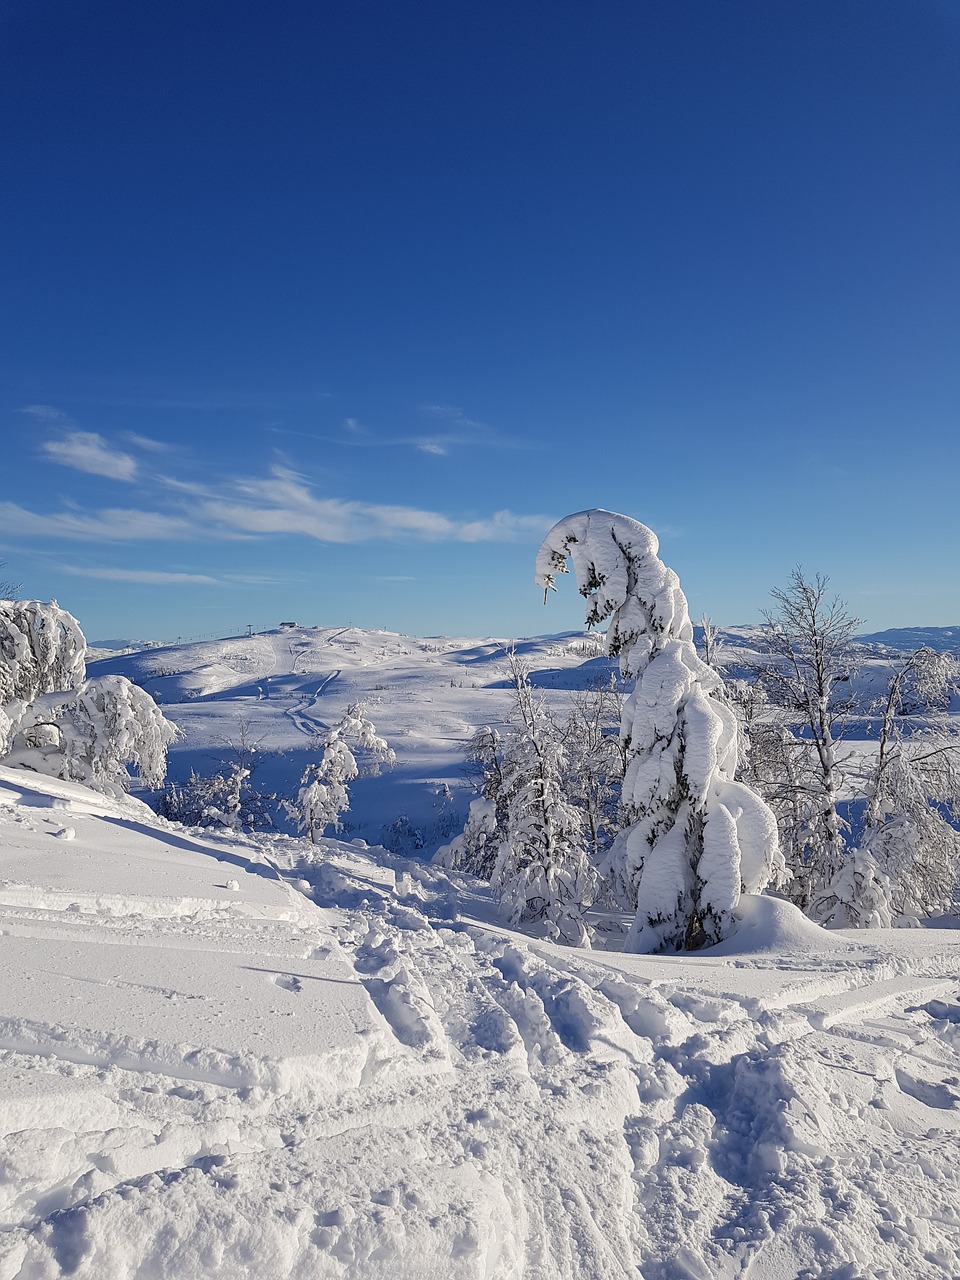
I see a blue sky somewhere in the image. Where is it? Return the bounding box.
[2,0,958,642]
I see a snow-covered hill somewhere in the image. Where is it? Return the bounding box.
[3,764,960,1278]
[856,626,960,653]
[87,626,616,853]
[86,623,960,855]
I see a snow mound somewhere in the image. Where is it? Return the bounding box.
[704,892,847,955]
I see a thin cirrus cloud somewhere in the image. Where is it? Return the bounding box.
[0,501,195,541]
[22,404,71,424]
[271,403,527,457]
[121,432,173,453]
[41,430,139,481]
[62,566,220,585]
[0,466,551,546]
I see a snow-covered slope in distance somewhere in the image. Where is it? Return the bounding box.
[856,626,960,653]
[3,764,960,1278]
[88,622,960,854]
[87,626,615,852]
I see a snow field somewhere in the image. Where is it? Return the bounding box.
[86,626,623,852]
[3,759,960,1276]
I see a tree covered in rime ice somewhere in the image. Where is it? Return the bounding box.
[490,654,595,947]
[437,674,622,892]
[757,571,861,916]
[562,677,625,864]
[536,510,783,953]
[822,646,960,926]
[434,726,508,879]
[289,704,394,843]
[0,600,178,794]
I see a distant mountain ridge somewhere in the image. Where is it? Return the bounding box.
[90,624,960,660]
[855,627,960,652]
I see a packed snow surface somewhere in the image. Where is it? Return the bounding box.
[3,762,960,1279]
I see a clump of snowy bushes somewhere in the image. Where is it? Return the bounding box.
[437,656,622,946]
[157,762,279,832]
[743,575,960,928]
[0,599,178,795]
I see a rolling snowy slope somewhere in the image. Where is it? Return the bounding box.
[3,764,960,1278]
[87,626,615,851]
[87,623,960,855]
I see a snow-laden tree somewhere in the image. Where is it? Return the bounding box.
[0,600,178,794]
[561,677,624,865]
[828,646,960,923]
[536,509,784,952]
[434,727,507,877]
[758,571,861,914]
[289,703,394,843]
[435,794,501,876]
[699,614,724,669]
[816,846,894,929]
[726,678,826,909]
[0,600,86,721]
[5,674,178,791]
[437,676,622,889]
[491,655,595,947]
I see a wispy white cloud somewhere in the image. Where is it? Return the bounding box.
[0,466,550,547]
[223,571,307,586]
[411,403,528,455]
[270,402,528,456]
[42,431,138,481]
[22,404,72,424]
[203,466,549,543]
[122,432,173,453]
[62,566,220,585]
[0,502,194,541]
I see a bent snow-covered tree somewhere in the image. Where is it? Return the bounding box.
[536,510,784,952]
[0,599,178,794]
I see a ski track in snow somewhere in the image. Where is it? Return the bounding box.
[3,766,960,1277]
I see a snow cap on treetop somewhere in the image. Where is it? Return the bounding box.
[535,508,691,675]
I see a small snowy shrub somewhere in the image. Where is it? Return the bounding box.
[435,727,508,878]
[288,703,394,842]
[840,647,960,923]
[536,509,784,952]
[159,764,278,830]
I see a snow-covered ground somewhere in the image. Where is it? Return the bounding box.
[85,623,960,855]
[3,759,960,1278]
[87,626,617,852]
[3,623,960,1277]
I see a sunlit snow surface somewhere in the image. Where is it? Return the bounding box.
[86,626,621,853]
[3,760,960,1278]
[3,625,960,1278]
